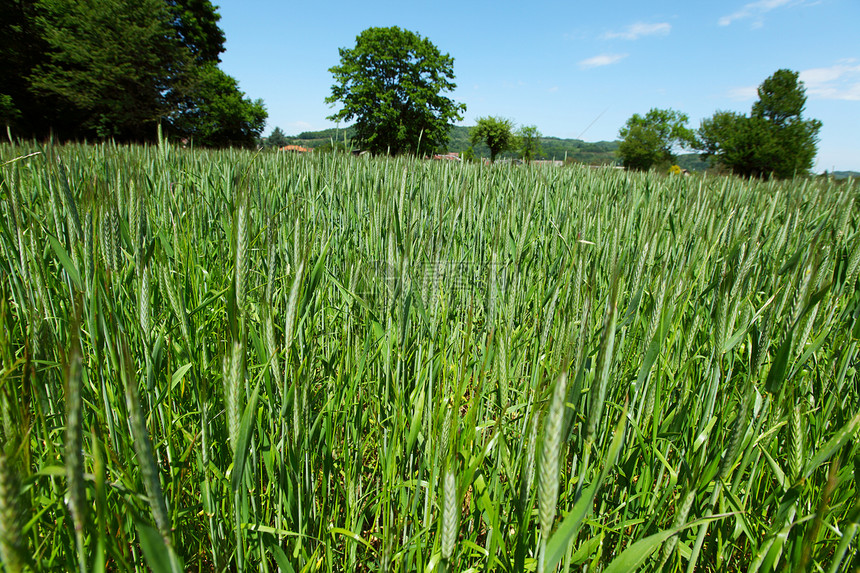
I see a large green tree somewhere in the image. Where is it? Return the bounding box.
[168,63,266,147]
[0,0,265,144]
[165,0,265,147]
[30,0,183,139]
[471,117,516,163]
[618,108,695,171]
[696,70,822,179]
[326,27,465,156]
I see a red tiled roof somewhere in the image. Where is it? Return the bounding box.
[281,145,310,152]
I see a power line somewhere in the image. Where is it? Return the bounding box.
[576,107,610,140]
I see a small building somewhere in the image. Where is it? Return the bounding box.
[280,145,310,153]
[432,152,461,161]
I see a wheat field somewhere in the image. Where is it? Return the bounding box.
[0,141,858,572]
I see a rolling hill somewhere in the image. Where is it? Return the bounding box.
[282,125,623,165]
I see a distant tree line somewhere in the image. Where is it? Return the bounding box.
[0,0,266,146]
[617,69,822,179]
[272,122,620,164]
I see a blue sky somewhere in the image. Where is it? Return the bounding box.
[216,0,859,171]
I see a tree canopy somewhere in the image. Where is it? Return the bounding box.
[471,117,516,163]
[617,108,695,171]
[517,125,543,164]
[696,69,822,179]
[29,0,181,139]
[326,26,465,156]
[265,127,289,149]
[168,63,266,147]
[166,0,226,64]
[0,0,265,145]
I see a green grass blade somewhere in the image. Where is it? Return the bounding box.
[48,232,81,290]
[231,382,261,494]
[602,514,733,573]
[801,410,860,481]
[136,522,183,573]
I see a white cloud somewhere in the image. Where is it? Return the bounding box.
[727,85,758,100]
[800,60,860,101]
[726,60,860,102]
[287,121,313,132]
[719,0,796,26]
[548,86,559,93]
[603,22,671,40]
[579,53,628,69]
